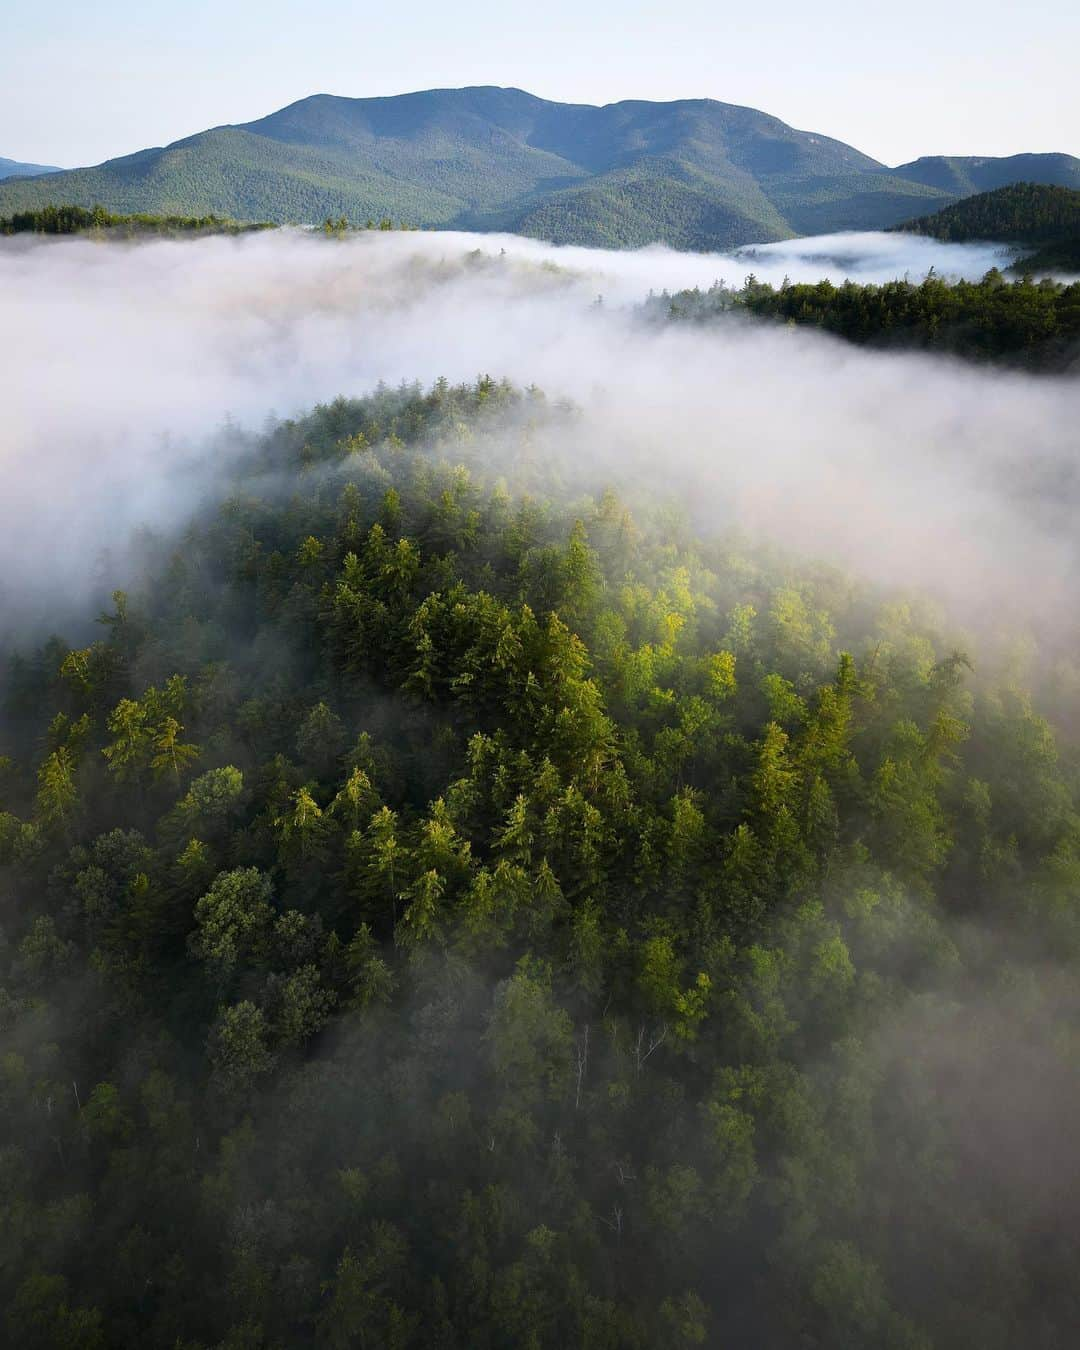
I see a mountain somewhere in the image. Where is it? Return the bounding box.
[0,155,62,180]
[891,153,1080,196]
[895,182,1080,273]
[0,87,875,249]
[0,88,1077,249]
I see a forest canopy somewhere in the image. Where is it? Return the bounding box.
[0,204,275,237]
[893,182,1080,276]
[2,379,1080,1349]
[652,269,1080,370]
[895,181,1080,245]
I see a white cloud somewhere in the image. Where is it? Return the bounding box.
[0,228,1075,643]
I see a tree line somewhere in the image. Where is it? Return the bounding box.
[655,269,1080,369]
[0,203,275,237]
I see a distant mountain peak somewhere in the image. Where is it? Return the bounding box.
[0,155,63,181]
[1,88,1077,248]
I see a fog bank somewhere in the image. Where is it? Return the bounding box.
[0,227,1076,642]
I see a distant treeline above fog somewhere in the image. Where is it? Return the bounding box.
[657,269,1080,371]
[0,203,274,238]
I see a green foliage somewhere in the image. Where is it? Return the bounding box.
[0,202,274,236]
[896,181,1080,246]
[658,268,1080,370]
[2,380,1080,1347]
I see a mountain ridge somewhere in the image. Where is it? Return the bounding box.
[0,155,63,180]
[0,86,1076,249]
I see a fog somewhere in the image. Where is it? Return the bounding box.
[733,228,1018,280]
[1,226,1076,642]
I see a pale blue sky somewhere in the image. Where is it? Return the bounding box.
[4,0,1077,168]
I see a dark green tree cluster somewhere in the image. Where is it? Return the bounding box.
[0,203,275,237]
[655,269,1080,369]
[896,182,1080,246]
[3,381,1080,1348]
[894,183,1080,275]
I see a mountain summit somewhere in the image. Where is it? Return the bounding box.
[1,87,1077,248]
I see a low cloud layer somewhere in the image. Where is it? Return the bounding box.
[0,227,1077,645]
[736,229,1018,281]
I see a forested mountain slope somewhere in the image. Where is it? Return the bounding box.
[895,183,1080,273]
[897,182,1080,244]
[3,380,1080,1348]
[0,87,1076,247]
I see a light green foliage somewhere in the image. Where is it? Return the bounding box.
[150,716,198,782]
[179,765,244,821]
[36,747,77,826]
[331,766,376,832]
[101,698,151,781]
[191,868,275,978]
[705,649,737,701]
[276,786,331,860]
[103,676,198,785]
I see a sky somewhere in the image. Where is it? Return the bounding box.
[3,0,1077,169]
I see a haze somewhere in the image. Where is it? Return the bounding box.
[1,227,1077,647]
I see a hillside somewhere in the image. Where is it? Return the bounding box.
[896,182,1080,273]
[6,379,1080,1347]
[897,182,1080,243]
[0,155,62,180]
[0,88,1077,248]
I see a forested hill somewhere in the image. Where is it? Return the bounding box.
[895,183,1080,274]
[0,86,1077,248]
[896,182,1080,244]
[654,270,1080,370]
[4,380,1080,1348]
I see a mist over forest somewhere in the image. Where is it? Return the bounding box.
[3,221,1080,1350]
[3,228,1076,628]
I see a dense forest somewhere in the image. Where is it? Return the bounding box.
[896,182,1080,245]
[653,270,1080,369]
[0,204,274,238]
[3,380,1080,1348]
[0,204,425,240]
[895,183,1080,274]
